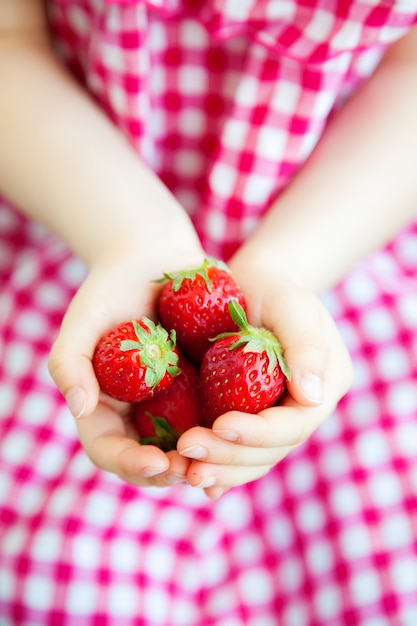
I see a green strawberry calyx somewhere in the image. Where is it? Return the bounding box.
[139,413,180,452]
[120,318,179,388]
[155,257,230,293]
[213,300,291,380]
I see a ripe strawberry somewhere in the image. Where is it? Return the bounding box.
[199,301,291,426]
[157,257,246,364]
[93,318,179,403]
[132,355,202,451]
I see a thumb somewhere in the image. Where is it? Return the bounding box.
[48,256,165,418]
[284,342,326,406]
[48,298,103,419]
[263,288,329,407]
[48,355,99,420]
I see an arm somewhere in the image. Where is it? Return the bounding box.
[0,0,204,486]
[178,27,417,497]
[0,0,201,267]
[233,25,417,293]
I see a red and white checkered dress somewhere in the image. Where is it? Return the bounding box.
[1,1,417,624]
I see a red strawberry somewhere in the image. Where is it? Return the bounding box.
[92,318,179,403]
[133,355,202,451]
[199,301,291,426]
[157,257,246,364]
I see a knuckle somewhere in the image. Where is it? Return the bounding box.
[47,354,65,387]
[293,418,308,446]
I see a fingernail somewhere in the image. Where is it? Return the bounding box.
[300,373,324,403]
[143,466,166,478]
[65,386,87,419]
[196,476,216,488]
[165,474,188,486]
[179,445,207,460]
[213,429,239,442]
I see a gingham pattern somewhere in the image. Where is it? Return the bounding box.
[49,0,417,260]
[1,0,417,624]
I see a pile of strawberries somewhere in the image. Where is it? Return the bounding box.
[92,258,290,451]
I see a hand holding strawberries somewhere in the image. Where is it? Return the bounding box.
[176,251,354,497]
[49,241,353,497]
[47,210,206,488]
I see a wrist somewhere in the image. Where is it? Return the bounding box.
[87,217,205,307]
[83,199,204,272]
[230,239,311,297]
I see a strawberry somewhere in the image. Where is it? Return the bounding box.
[199,301,291,426]
[157,257,246,364]
[132,355,202,451]
[92,318,179,403]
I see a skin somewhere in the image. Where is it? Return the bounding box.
[1,1,417,498]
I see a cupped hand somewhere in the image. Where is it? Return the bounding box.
[73,393,193,487]
[177,256,354,498]
[48,236,204,486]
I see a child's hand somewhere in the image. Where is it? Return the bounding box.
[48,243,204,486]
[176,259,354,498]
[72,395,193,487]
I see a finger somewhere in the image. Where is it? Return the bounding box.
[186,460,275,490]
[204,486,229,499]
[119,448,191,488]
[268,289,353,407]
[262,288,329,406]
[177,425,294,466]
[210,402,331,449]
[48,262,160,419]
[75,401,171,484]
[48,288,111,418]
[159,450,193,487]
[49,348,99,420]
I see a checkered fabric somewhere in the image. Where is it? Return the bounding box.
[48,0,417,260]
[1,1,417,624]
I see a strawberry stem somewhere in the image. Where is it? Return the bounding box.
[120,319,179,388]
[215,301,291,380]
[228,299,250,330]
[140,413,180,451]
[155,257,231,293]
